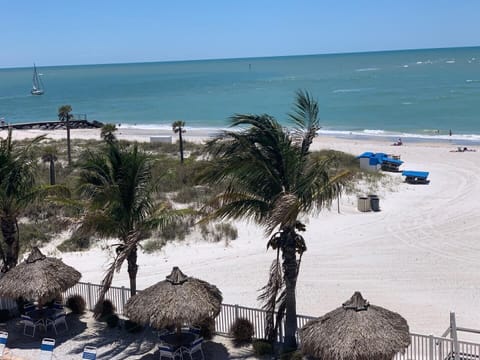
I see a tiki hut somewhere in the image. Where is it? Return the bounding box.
[125,266,222,329]
[300,292,410,360]
[0,247,81,303]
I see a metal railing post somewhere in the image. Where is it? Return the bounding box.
[429,335,434,360]
[234,304,239,321]
[121,286,126,315]
[87,282,93,311]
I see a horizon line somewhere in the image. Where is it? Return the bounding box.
[1,44,479,70]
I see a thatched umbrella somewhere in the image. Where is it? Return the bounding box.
[125,266,222,330]
[300,292,410,360]
[0,247,81,303]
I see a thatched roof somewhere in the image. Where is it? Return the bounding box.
[0,247,81,302]
[300,292,410,360]
[125,266,222,329]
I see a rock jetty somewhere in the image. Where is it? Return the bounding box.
[0,120,104,131]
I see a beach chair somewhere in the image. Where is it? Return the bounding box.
[0,331,8,358]
[188,337,204,360]
[21,314,44,337]
[82,346,97,359]
[158,343,180,360]
[189,325,201,336]
[53,301,65,312]
[45,312,68,334]
[39,338,55,360]
[24,302,36,315]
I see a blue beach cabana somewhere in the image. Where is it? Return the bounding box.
[357,152,403,172]
[402,170,430,184]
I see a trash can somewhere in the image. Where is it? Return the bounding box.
[357,197,371,212]
[368,194,380,212]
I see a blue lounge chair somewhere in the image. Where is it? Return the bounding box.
[0,331,8,358]
[40,338,55,360]
[82,346,97,359]
[402,170,430,184]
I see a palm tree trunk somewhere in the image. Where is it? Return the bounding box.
[179,129,184,164]
[282,229,298,349]
[0,217,19,272]
[127,246,138,295]
[49,159,56,185]
[66,119,72,166]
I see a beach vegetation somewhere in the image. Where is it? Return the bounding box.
[57,232,92,252]
[253,339,274,355]
[18,221,52,250]
[230,317,255,344]
[199,222,238,244]
[172,120,186,163]
[76,138,185,316]
[280,349,304,360]
[58,105,74,166]
[95,299,116,321]
[66,294,87,314]
[199,90,351,348]
[0,128,48,271]
[100,123,118,143]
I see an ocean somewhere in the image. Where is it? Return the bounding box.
[1,47,480,141]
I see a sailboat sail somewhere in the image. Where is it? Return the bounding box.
[31,64,44,95]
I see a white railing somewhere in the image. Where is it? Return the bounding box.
[2,281,480,359]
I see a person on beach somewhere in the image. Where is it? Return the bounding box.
[393,138,403,146]
[449,129,452,136]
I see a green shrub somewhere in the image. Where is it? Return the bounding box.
[142,238,167,254]
[57,233,92,252]
[280,350,304,360]
[230,318,254,344]
[253,339,273,356]
[66,294,86,314]
[155,216,195,242]
[214,223,238,242]
[124,319,143,333]
[105,314,120,328]
[200,222,238,243]
[94,299,116,321]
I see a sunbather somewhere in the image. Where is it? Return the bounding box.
[392,138,403,146]
[450,147,477,152]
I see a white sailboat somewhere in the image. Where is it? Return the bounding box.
[31,63,44,95]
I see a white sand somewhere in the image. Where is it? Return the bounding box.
[5,127,480,347]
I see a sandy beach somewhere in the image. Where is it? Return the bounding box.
[3,127,480,357]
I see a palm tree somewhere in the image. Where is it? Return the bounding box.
[0,128,44,271]
[100,123,118,143]
[77,140,180,304]
[200,90,350,348]
[172,120,186,163]
[41,145,58,185]
[58,105,73,166]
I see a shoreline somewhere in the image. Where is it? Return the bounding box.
[3,126,480,146]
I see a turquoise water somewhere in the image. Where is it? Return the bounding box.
[1,47,480,140]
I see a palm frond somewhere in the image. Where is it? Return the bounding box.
[288,90,320,156]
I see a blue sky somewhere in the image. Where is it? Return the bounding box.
[2,0,479,67]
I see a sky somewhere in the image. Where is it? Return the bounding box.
[1,0,479,67]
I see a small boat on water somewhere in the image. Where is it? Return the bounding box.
[31,63,44,95]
